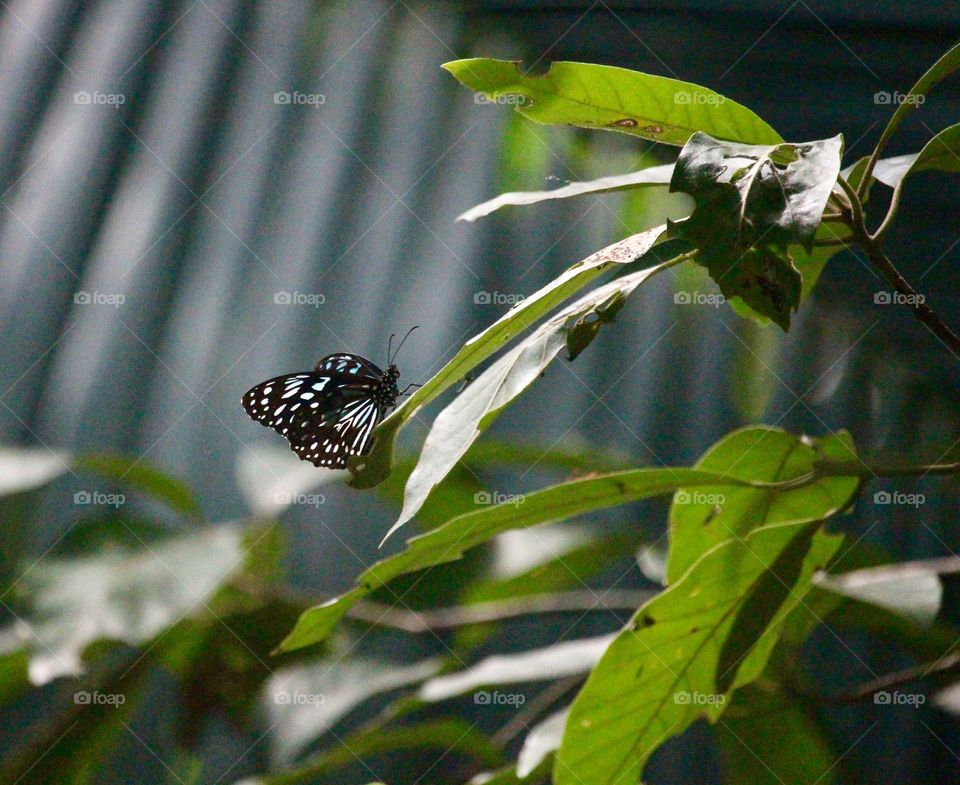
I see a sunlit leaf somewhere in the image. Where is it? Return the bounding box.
[444,59,783,146]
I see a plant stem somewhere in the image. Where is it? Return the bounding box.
[857,232,960,357]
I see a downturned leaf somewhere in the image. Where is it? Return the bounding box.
[443,59,783,147]
[457,164,675,222]
[554,520,842,785]
[386,259,675,542]
[349,226,669,489]
[669,132,843,329]
[275,467,758,654]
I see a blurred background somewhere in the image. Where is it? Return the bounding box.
[1,1,960,783]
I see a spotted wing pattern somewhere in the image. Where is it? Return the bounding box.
[241,353,389,469]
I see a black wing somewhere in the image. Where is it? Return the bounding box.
[241,353,386,469]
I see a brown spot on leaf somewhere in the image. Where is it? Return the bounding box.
[644,125,664,134]
[609,118,638,128]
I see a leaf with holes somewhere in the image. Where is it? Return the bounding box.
[669,132,843,329]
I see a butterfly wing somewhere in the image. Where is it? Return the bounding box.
[286,396,385,468]
[241,354,388,469]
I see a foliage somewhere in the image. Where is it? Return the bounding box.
[6,44,960,785]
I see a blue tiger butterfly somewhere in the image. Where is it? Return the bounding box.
[242,328,418,468]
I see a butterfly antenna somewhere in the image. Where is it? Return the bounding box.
[390,325,419,365]
[386,333,397,366]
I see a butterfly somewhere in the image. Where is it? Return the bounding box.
[241,328,419,468]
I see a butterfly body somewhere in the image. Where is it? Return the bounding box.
[242,352,401,469]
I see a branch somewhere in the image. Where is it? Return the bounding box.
[821,651,960,705]
[857,232,960,357]
[347,589,655,633]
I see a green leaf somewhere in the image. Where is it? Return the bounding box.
[669,132,843,329]
[74,453,200,516]
[865,42,960,189]
[385,260,675,542]
[554,520,842,785]
[717,682,837,785]
[443,59,783,147]
[873,123,960,191]
[275,467,758,654]
[349,226,670,490]
[419,635,612,702]
[667,426,859,583]
[458,164,675,222]
[2,525,248,684]
[263,655,443,764]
